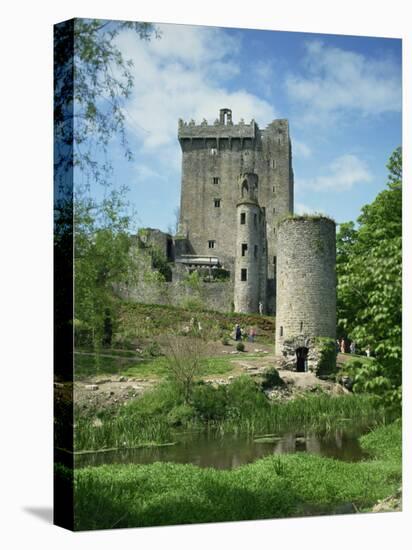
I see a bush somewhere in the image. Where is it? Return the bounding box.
[261,367,284,390]
[226,376,269,418]
[124,381,181,417]
[167,404,195,427]
[221,336,230,346]
[314,337,337,376]
[236,342,245,352]
[340,357,401,410]
[192,383,228,421]
[145,340,162,357]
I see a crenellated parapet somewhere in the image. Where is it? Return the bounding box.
[178,108,258,144]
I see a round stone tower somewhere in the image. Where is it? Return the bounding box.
[275,216,336,372]
[234,173,263,313]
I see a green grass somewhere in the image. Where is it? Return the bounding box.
[69,421,401,530]
[115,302,276,343]
[74,354,239,381]
[74,379,390,452]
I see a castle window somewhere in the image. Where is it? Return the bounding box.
[254,245,258,258]
[272,186,275,193]
[241,243,248,256]
[273,228,276,234]
[241,268,247,281]
[273,256,276,265]
[240,212,246,224]
[273,208,276,214]
[212,177,219,185]
[272,159,277,169]
[214,199,221,207]
[300,321,303,332]
[208,240,215,249]
[280,326,283,337]
[254,213,257,227]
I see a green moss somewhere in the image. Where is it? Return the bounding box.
[277,213,336,226]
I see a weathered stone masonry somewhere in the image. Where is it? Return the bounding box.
[177,108,293,314]
[122,108,337,373]
[275,217,336,371]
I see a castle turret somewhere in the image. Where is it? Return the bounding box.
[275,216,336,372]
[234,173,266,313]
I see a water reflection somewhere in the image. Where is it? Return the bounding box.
[75,427,368,469]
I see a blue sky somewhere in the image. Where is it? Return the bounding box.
[88,22,402,232]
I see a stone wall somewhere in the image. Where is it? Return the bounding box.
[117,278,234,313]
[275,217,336,357]
[177,110,294,314]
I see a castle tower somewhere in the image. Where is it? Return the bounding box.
[234,173,267,313]
[177,108,293,314]
[275,217,336,372]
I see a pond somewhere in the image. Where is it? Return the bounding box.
[74,426,369,469]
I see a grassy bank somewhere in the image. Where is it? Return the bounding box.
[70,421,401,530]
[74,379,390,452]
[74,352,246,381]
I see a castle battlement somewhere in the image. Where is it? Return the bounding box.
[178,119,257,141]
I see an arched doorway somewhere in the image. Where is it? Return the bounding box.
[296,347,308,372]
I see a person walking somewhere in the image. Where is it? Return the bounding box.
[258,301,263,315]
[350,341,356,354]
[235,324,242,341]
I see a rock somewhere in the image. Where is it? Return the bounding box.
[92,418,103,428]
[54,382,64,389]
[85,384,99,391]
[118,376,128,382]
[228,376,234,381]
[341,376,354,391]
[332,383,349,395]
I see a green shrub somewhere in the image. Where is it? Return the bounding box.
[236,342,245,352]
[314,337,337,376]
[221,336,230,346]
[145,340,162,357]
[340,357,401,411]
[192,383,228,421]
[167,404,195,427]
[226,376,269,418]
[123,381,181,417]
[261,367,285,390]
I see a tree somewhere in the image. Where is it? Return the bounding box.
[54,18,159,184]
[74,188,137,348]
[160,330,209,404]
[336,147,402,403]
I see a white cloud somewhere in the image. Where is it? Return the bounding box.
[298,154,373,192]
[115,25,277,158]
[286,40,401,121]
[293,139,312,158]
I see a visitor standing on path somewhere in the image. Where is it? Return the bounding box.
[235,324,242,341]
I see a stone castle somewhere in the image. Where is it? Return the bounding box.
[125,108,336,372]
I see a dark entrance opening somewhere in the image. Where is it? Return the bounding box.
[296,347,309,372]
